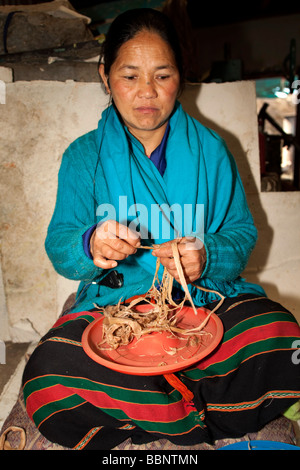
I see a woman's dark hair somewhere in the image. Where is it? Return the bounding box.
[100,8,184,91]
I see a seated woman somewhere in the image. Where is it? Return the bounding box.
[22,8,300,450]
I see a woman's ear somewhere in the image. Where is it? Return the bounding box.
[99,64,110,94]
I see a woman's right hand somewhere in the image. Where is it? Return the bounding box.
[90,220,141,269]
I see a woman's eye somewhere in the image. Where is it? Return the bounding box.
[157,75,170,80]
[124,75,137,80]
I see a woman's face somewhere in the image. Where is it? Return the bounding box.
[100,30,180,139]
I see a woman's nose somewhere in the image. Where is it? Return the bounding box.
[137,79,157,98]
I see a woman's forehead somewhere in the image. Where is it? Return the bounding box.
[112,31,177,68]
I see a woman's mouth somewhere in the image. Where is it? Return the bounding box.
[135,106,159,114]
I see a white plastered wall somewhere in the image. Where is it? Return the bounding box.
[0,77,299,342]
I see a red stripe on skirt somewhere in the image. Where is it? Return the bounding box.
[195,321,300,371]
[26,383,198,425]
[72,388,198,423]
[26,384,76,419]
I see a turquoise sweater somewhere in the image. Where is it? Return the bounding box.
[45,103,265,312]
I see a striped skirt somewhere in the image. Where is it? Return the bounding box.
[22,294,300,450]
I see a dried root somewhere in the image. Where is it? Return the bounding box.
[96,241,224,351]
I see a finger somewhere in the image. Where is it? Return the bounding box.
[91,231,131,265]
[158,256,177,271]
[151,241,174,258]
[93,253,118,269]
[95,225,139,256]
[114,222,141,247]
[100,240,136,259]
[159,254,201,284]
[168,266,200,284]
[99,220,140,247]
[151,237,197,257]
[176,237,204,255]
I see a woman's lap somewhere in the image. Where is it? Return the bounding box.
[22,294,300,449]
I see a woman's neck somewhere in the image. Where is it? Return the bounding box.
[128,122,168,157]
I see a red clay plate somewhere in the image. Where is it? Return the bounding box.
[82,304,223,376]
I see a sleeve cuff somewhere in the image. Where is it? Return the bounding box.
[82,224,97,259]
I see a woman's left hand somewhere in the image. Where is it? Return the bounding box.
[151,237,206,284]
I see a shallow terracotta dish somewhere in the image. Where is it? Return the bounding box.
[82,304,223,375]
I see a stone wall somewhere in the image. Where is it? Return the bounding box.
[0,78,108,340]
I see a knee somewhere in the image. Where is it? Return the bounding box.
[22,343,49,388]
